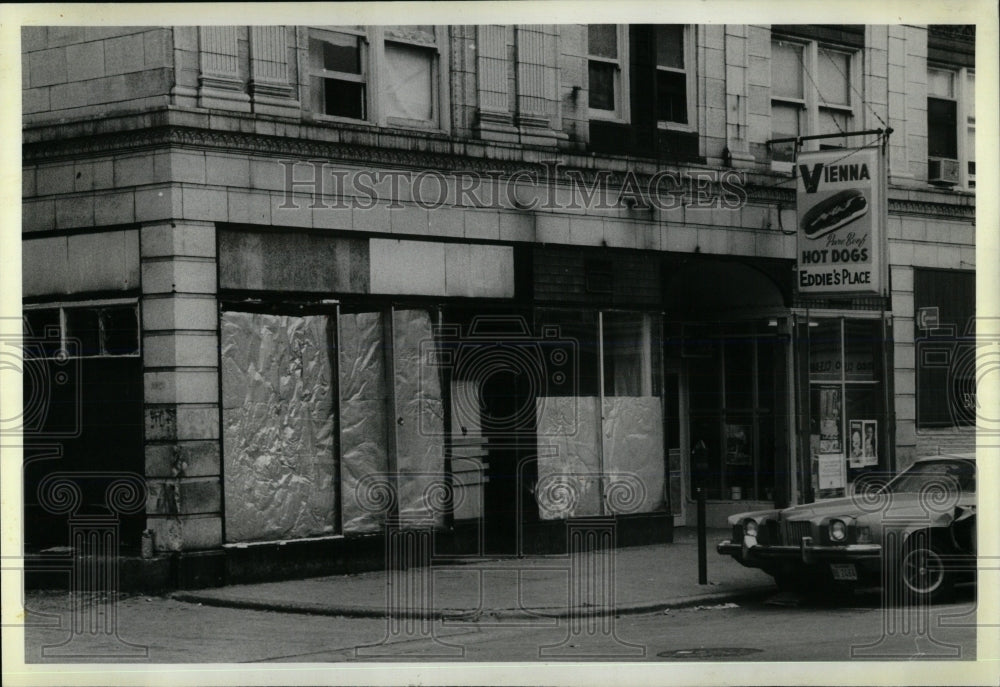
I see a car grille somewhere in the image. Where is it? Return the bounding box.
[762,520,780,546]
[782,521,812,544]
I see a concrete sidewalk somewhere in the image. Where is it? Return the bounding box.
[172,528,776,619]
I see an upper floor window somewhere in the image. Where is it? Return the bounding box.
[310,28,367,120]
[588,24,629,121]
[654,24,693,127]
[927,66,975,189]
[771,38,858,166]
[308,26,445,129]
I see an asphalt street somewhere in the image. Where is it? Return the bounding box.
[19,586,978,663]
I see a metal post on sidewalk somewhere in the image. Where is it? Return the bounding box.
[696,487,707,585]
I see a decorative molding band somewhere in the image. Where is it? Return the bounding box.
[886,198,975,220]
[20,125,976,222]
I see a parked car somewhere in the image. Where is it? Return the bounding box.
[718,453,976,603]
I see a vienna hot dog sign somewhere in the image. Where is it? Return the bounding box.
[796,147,883,295]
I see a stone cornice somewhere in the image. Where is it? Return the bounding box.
[22,119,975,222]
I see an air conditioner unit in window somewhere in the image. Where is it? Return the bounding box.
[928,157,960,185]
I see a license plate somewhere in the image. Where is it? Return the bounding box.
[830,563,857,581]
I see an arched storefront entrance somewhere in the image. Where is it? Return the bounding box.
[663,257,794,527]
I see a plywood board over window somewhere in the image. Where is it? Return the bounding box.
[221,312,337,542]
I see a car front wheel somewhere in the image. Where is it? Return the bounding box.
[899,534,954,604]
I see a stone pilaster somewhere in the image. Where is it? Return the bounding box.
[723,25,754,167]
[141,220,222,552]
[198,26,250,111]
[475,25,518,142]
[515,25,563,145]
[249,26,300,117]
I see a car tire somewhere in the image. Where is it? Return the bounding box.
[774,573,800,593]
[898,533,955,605]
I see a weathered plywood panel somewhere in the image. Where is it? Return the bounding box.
[536,396,602,519]
[221,311,336,542]
[339,311,390,533]
[392,308,445,527]
[602,396,665,514]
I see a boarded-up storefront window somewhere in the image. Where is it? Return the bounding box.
[392,308,446,526]
[221,306,446,542]
[536,310,666,519]
[221,312,337,542]
[338,311,389,533]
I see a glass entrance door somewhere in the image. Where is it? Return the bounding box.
[683,322,790,506]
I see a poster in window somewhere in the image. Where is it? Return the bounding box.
[818,453,847,491]
[849,419,864,467]
[862,420,878,467]
[818,386,842,454]
[725,423,752,465]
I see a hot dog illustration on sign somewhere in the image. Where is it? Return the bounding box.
[800,189,869,240]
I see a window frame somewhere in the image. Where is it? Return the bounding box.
[587,24,631,123]
[770,37,860,172]
[654,24,696,131]
[962,69,975,189]
[803,314,887,501]
[307,25,448,132]
[379,25,444,129]
[309,26,370,124]
[23,299,141,359]
[927,63,975,190]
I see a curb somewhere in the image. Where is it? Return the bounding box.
[170,585,776,621]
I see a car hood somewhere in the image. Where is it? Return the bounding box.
[779,496,860,520]
[779,491,975,521]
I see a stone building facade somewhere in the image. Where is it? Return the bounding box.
[21,24,976,586]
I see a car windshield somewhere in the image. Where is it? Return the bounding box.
[886,460,975,494]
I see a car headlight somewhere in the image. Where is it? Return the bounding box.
[743,518,758,537]
[856,526,872,544]
[829,519,847,542]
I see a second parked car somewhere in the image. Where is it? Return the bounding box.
[717,453,976,603]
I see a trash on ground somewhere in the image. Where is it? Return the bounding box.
[690,602,740,611]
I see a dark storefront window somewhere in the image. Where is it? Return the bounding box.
[24,305,140,359]
[688,324,787,502]
[913,268,976,428]
[22,302,143,551]
[805,317,886,501]
[603,311,661,397]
